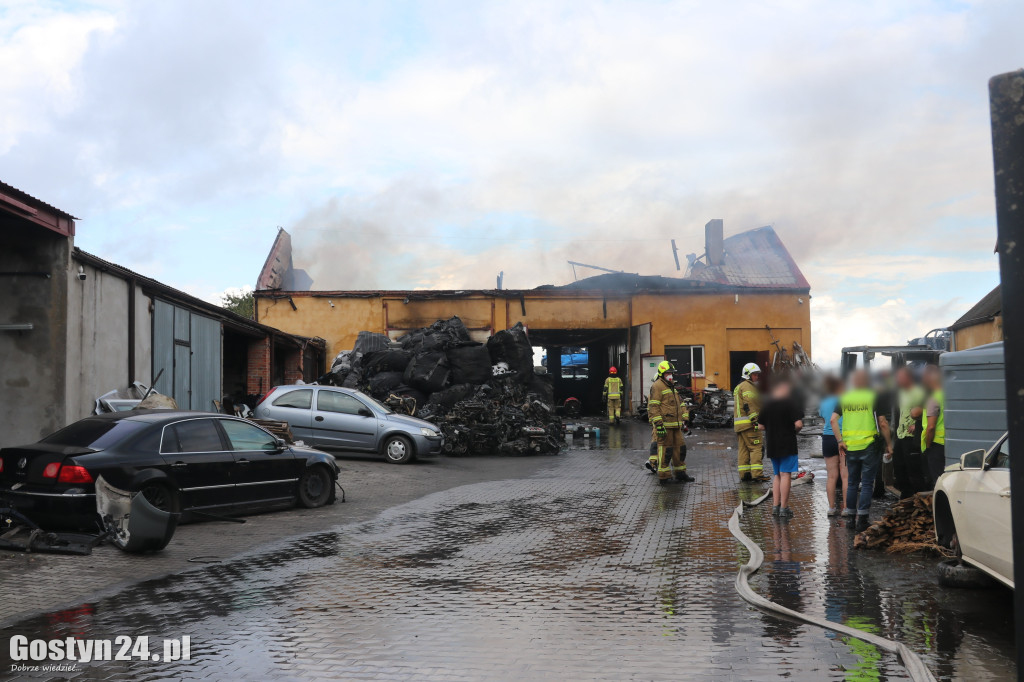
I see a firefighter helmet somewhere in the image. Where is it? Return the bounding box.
[609,367,617,375]
[742,362,761,380]
[657,360,675,376]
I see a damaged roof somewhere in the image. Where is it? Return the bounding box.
[950,285,1002,331]
[685,226,809,290]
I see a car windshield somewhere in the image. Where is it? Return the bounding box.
[354,391,392,414]
[41,419,147,450]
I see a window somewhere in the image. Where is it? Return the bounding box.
[991,436,1011,469]
[220,420,278,451]
[317,390,369,415]
[272,389,312,410]
[162,419,224,453]
[665,345,706,378]
[42,419,147,450]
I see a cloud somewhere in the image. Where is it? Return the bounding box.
[0,0,1014,367]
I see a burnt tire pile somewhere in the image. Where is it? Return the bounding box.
[322,317,562,457]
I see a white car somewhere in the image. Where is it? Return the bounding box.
[933,432,1012,589]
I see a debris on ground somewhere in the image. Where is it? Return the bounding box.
[853,492,951,555]
[319,317,561,456]
[685,385,734,428]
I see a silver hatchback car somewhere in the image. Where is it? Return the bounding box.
[255,385,443,464]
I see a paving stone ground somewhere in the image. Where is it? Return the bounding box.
[0,422,1015,680]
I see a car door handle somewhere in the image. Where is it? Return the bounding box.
[171,462,187,469]
[237,459,251,465]
[315,416,324,422]
[1000,489,1012,498]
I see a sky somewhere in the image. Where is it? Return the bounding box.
[0,0,1015,366]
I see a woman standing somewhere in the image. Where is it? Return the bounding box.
[819,376,847,517]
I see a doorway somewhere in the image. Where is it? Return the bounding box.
[729,350,770,389]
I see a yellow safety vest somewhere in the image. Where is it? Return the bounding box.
[604,376,623,399]
[839,388,878,451]
[922,389,945,450]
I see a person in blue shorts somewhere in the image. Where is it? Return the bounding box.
[759,379,804,518]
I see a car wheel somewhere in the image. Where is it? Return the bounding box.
[298,466,333,508]
[383,434,414,464]
[139,483,180,513]
[937,558,998,589]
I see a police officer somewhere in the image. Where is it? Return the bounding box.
[734,363,768,482]
[603,367,623,425]
[831,369,893,531]
[648,361,694,485]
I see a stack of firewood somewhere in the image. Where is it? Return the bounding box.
[853,492,950,555]
[249,419,295,444]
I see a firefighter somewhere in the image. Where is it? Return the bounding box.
[648,361,694,484]
[734,363,768,482]
[603,367,624,425]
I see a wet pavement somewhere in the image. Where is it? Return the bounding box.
[0,421,1015,680]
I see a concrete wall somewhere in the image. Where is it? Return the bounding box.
[0,222,70,447]
[66,261,131,422]
[256,289,812,391]
[954,316,1002,351]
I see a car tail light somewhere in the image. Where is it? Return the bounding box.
[42,462,60,479]
[58,465,94,484]
[255,389,274,407]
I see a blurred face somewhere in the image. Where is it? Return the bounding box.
[896,368,913,389]
[924,366,941,390]
[772,381,791,399]
[851,369,869,389]
[663,372,674,383]
[750,371,761,384]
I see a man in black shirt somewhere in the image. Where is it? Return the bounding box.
[759,380,804,518]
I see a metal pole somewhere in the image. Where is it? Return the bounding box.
[989,69,1024,675]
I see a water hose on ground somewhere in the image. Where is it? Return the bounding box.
[728,481,937,682]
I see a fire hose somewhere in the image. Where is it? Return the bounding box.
[728,483,937,682]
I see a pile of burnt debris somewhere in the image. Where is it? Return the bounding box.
[321,317,562,456]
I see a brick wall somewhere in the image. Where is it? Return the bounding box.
[247,337,271,395]
[282,348,303,384]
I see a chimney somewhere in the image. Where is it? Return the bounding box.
[705,219,724,266]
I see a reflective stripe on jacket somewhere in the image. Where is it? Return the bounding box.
[603,376,623,399]
[840,388,879,451]
[649,377,689,429]
[733,379,761,433]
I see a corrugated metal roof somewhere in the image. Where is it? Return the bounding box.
[74,248,324,348]
[0,180,78,220]
[686,226,810,290]
[950,285,1002,331]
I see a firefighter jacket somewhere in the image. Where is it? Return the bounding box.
[733,379,761,433]
[649,377,689,429]
[603,376,623,400]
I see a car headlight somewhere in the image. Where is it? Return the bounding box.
[420,428,439,437]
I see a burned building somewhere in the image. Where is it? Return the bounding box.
[255,221,812,414]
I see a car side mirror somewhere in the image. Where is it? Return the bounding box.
[358,408,373,418]
[960,449,985,471]
[274,438,287,452]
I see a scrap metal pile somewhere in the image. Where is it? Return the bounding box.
[321,317,562,456]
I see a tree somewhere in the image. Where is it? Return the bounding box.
[221,289,255,319]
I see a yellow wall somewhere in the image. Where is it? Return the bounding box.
[631,291,809,390]
[954,316,1003,351]
[256,289,812,376]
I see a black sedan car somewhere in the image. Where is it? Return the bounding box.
[0,410,340,530]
